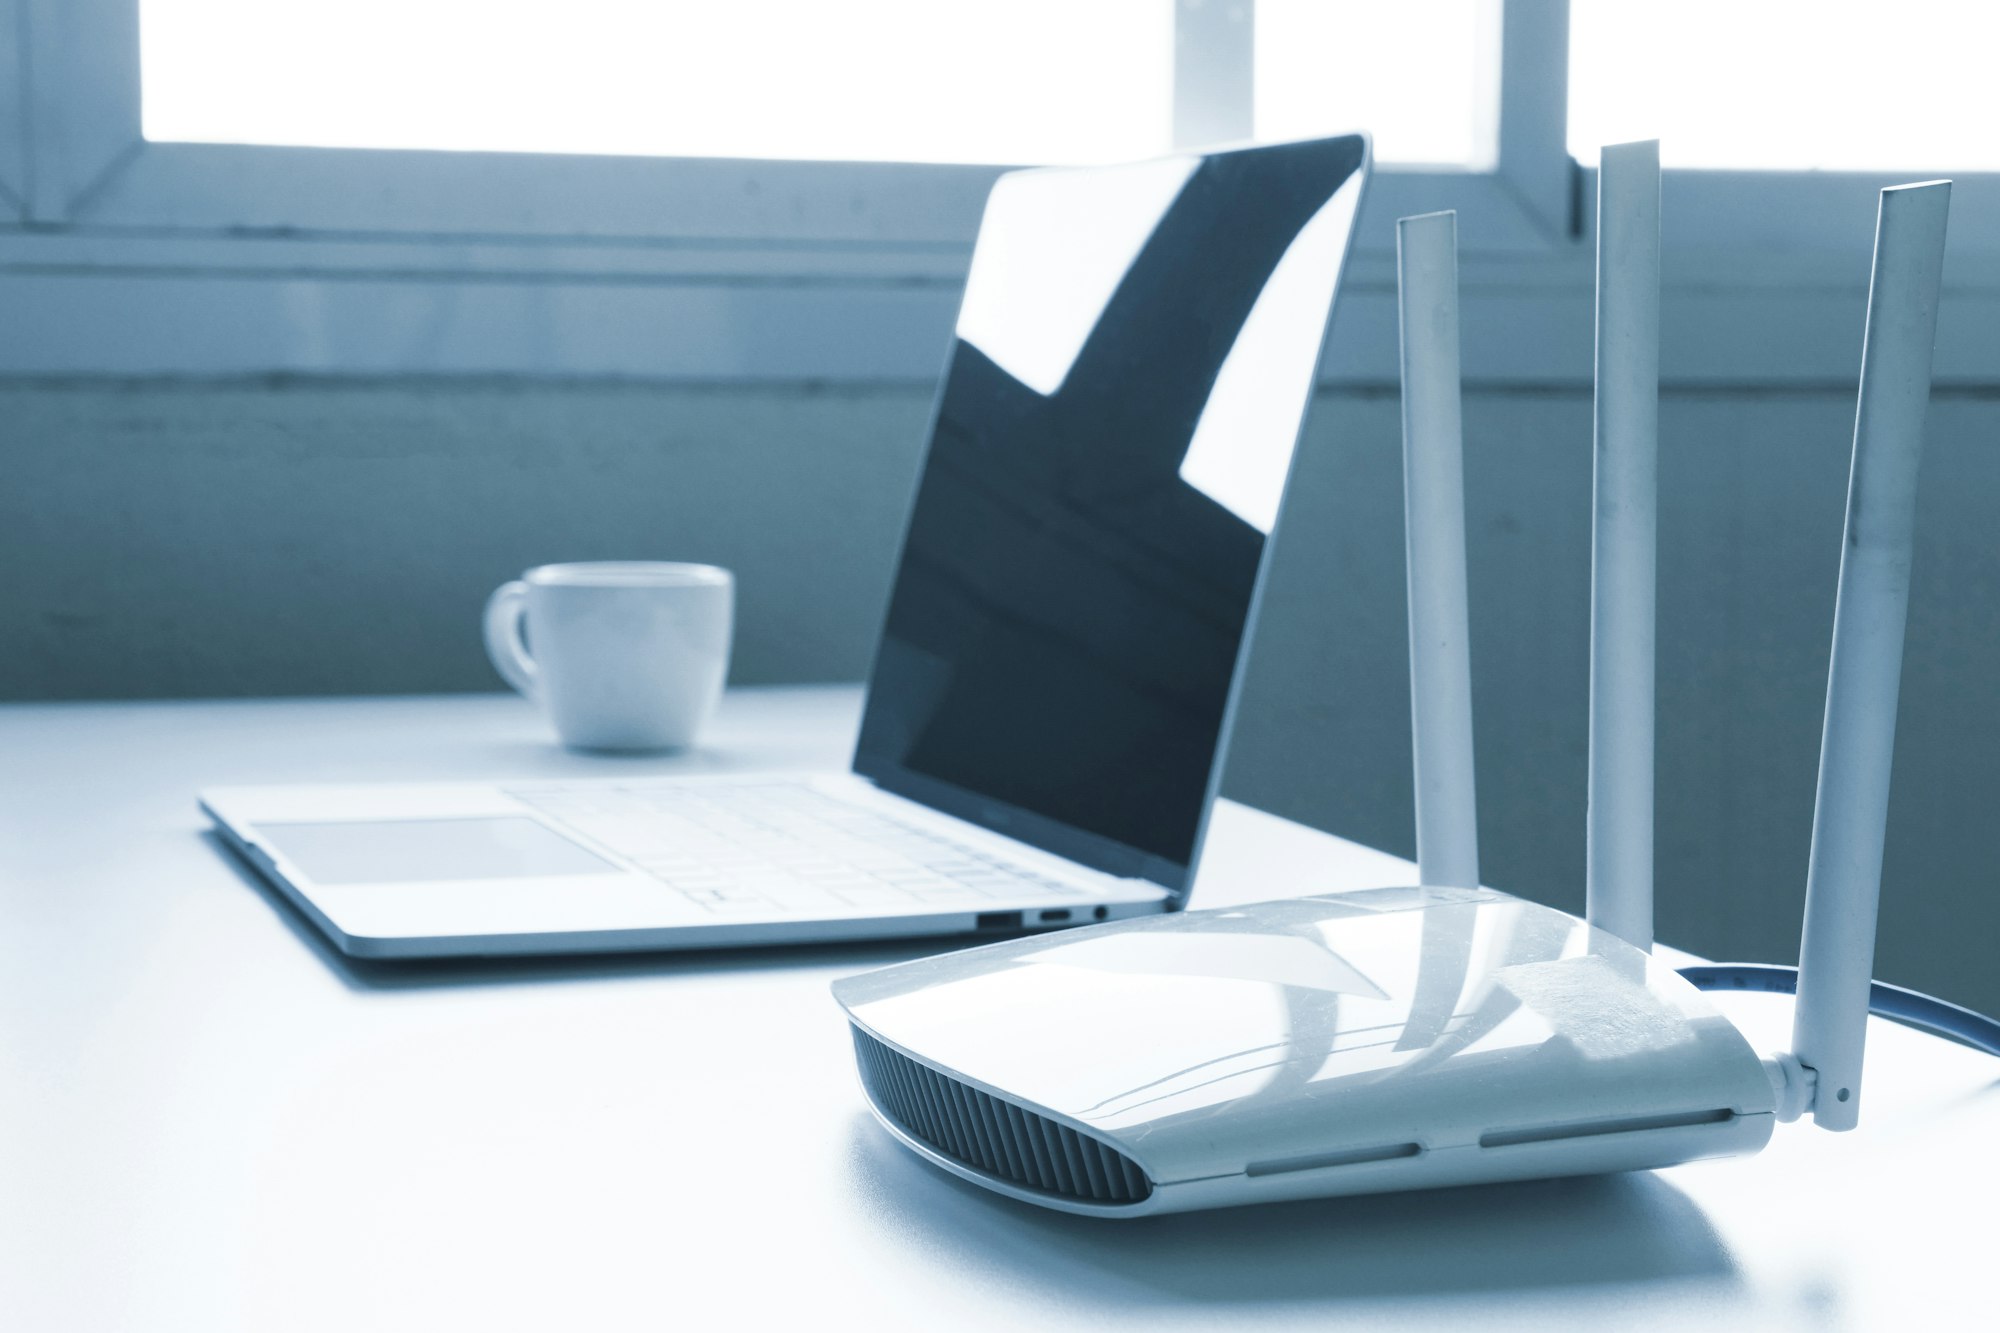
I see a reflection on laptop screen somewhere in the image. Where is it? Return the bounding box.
[855,136,1368,893]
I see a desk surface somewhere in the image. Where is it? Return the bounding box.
[4,686,1995,1332]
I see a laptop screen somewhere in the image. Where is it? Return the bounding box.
[854,136,1369,897]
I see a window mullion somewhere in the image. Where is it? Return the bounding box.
[0,0,27,216]
[1491,0,1575,240]
[1175,0,1254,149]
[21,0,143,224]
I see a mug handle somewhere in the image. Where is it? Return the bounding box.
[482,581,541,700]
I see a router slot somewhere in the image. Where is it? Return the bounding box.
[1479,1107,1735,1150]
[1244,1142,1422,1177]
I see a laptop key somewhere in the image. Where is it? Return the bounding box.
[913,887,990,904]
[834,886,918,907]
[696,897,779,915]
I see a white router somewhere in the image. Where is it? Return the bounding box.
[832,146,1965,1215]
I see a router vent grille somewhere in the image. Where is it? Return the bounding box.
[851,1027,1153,1206]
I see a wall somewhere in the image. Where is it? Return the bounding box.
[1236,384,2000,1020]
[5,376,1997,1013]
[0,379,934,696]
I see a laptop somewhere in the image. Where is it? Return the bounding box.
[202,134,1371,959]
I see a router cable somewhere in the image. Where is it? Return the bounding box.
[1681,964,2000,1058]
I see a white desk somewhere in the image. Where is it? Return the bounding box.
[4,686,1995,1332]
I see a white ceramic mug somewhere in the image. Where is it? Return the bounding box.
[483,562,734,751]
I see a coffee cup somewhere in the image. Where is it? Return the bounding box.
[483,562,734,751]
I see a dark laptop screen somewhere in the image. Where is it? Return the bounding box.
[854,136,1368,895]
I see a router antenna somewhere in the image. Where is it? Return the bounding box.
[1791,180,1951,1132]
[1586,140,1661,951]
[1397,210,1479,890]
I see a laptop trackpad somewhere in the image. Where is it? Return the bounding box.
[252,817,622,884]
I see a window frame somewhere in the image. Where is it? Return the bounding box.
[0,0,1572,380]
[13,0,1570,246]
[3,0,1996,384]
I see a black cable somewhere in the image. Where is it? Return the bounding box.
[1680,963,2000,1058]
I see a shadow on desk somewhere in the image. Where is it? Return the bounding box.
[846,1113,1741,1308]
[215,832,1748,1308]
[207,829,996,990]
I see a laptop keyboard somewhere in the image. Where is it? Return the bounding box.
[505,780,1089,917]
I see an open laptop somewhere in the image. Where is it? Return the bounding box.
[202,134,1371,958]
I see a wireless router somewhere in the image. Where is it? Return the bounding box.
[833,147,1988,1215]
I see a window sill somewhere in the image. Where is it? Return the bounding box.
[6,162,2000,386]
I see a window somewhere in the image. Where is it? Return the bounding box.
[140,0,1517,172]
[6,1,1997,382]
[1570,0,2000,170]
[141,1,1175,167]
[1256,0,1485,167]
